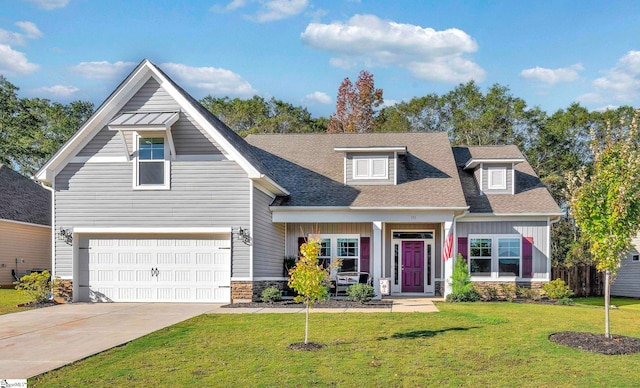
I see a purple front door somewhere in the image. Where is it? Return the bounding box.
[402,241,424,292]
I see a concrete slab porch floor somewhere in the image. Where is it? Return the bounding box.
[0,298,439,379]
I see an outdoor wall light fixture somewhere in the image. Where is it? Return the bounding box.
[57,227,73,245]
[235,227,252,245]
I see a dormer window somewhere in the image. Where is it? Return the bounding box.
[134,134,170,189]
[353,156,388,180]
[487,167,507,190]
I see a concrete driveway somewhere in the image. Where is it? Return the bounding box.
[0,303,220,379]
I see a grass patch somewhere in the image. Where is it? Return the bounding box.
[574,297,640,310]
[31,302,640,387]
[0,288,33,315]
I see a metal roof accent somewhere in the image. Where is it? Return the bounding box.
[108,111,179,130]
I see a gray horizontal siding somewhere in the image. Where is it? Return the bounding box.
[252,187,285,277]
[346,153,395,186]
[122,77,179,112]
[481,163,513,194]
[456,220,548,278]
[77,126,130,157]
[54,160,251,278]
[172,113,222,155]
[285,223,373,257]
[611,235,640,297]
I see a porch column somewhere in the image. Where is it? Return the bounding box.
[372,221,382,298]
[443,221,453,298]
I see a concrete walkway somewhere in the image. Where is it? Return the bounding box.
[0,298,438,379]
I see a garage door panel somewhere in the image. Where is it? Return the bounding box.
[82,235,231,303]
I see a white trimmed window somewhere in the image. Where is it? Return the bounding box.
[314,234,360,273]
[469,235,521,278]
[134,134,170,189]
[487,167,507,190]
[353,156,388,180]
[632,254,640,262]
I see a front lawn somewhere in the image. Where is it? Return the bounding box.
[0,288,33,315]
[31,302,640,387]
[574,296,640,310]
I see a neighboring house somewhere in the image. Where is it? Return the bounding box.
[611,235,640,298]
[35,60,562,303]
[0,165,51,287]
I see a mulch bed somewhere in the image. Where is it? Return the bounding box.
[549,331,640,355]
[287,342,326,351]
[17,300,59,308]
[221,299,393,309]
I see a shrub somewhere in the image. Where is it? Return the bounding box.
[346,284,375,303]
[500,283,517,302]
[14,270,51,303]
[447,255,480,302]
[542,279,574,300]
[517,286,541,301]
[261,286,282,303]
[283,256,297,277]
[481,285,499,301]
[558,297,575,306]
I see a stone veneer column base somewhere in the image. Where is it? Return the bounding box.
[53,279,73,302]
[231,280,288,303]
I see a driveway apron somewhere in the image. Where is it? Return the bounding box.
[0,303,220,379]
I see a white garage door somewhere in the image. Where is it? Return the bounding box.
[81,235,231,303]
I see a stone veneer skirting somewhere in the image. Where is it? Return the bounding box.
[473,281,547,298]
[231,280,288,303]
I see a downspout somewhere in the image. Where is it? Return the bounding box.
[36,179,55,298]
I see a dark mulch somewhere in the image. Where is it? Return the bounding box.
[287,342,326,351]
[221,299,392,309]
[549,331,640,355]
[18,300,59,308]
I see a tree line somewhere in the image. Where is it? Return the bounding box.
[2,71,639,272]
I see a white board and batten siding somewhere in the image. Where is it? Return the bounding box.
[456,220,549,278]
[78,234,231,302]
[252,187,285,278]
[611,234,640,297]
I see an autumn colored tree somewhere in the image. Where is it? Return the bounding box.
[568,111,640,338]
[328,70,383,133]
[288,236,330,345]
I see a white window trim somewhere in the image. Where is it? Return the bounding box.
[487,167,507,190]
[132,132,171,190]
[315,234,361,274]
[632,254,640,262]
[468,234,522,280]
[352,156,389,180]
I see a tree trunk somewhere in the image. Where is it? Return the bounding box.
[305,304,309,344]
[605,269,611,339]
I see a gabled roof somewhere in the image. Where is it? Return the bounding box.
[453,146,562,215]
[0,165,51,226]
[35,59,287,195]
[245,132,469,209]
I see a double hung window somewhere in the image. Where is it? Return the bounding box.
[135,135,169,189]
[469,235,521,278]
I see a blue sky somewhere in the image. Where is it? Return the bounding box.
[2,0,640,118]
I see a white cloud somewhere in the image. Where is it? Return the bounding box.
[22,0,70,10]
[303,91,331,105]
[254,0,309,22]
[70,61,136,80]
[213,0,309,22]
[382,99,398,108]
[0,44,39,75]
[0,21,42,46]
[301,14,485,83]
[36,84,79,97]
[576,92,604,104]
[594,104,619,112]
[161,63,256,96]
[521,63,583,85]
[592,50,640,102]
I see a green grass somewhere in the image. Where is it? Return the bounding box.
[574,296,640,310]
[0,288,33,315]
[31,302,640,387]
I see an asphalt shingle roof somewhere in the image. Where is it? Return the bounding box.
[245,132,468,208]
[0,165,51,225]
[452,146,562,214]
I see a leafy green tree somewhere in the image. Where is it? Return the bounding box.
[328,70,383,133]
[288,236,330,344]
[568,111,640,338]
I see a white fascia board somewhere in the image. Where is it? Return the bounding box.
[73,227,231,234]
[0,218,51,229]
[464,158,525,170]
[458,214,564,222]
[35,61,155,183]
[334,146,407,154]
[271,208,459,223]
